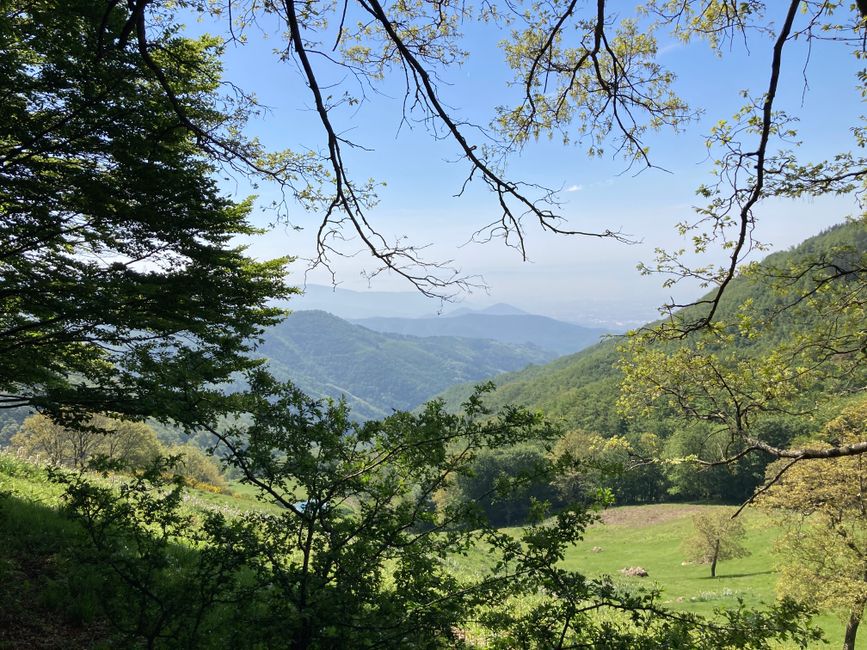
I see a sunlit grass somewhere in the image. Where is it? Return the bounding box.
[453,503,840,648]
[0,455,843,647]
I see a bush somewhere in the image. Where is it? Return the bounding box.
[171,445,227,490]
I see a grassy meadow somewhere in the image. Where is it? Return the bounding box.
[0,453,271,648]
[563,504,841,645]
[451,503,842,648]
[0,454,842,648]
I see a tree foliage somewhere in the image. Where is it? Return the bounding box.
[440,444,562,527]
[552,429,668,505]
[172,443,228,489]
[10,414,162,469]
[758,399,867,650]
[620,220,867,468]
[8,414,227,487]
[50,384,821,649]
[682,509,750,578]
[0,0,291,423]
[662,423,771,503]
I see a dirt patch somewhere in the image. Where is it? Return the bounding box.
[597,504,715,528]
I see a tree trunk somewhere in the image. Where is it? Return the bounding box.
[710,539,720,578]
[292,619,313,650]
[843,607,861,650]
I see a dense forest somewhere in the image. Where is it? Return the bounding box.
[254,310,554,419]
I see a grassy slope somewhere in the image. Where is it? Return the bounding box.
[454,503,841,648]
[0,454,276,649]
[567,505,841,647]
[0,461,842,648]
[0,456,107,648]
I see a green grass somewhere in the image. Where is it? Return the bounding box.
[565,505,777,615]
[0,453,287,648]
[0,454,108,648]
[537,504,840,647]
[222,478,306,512]
[0,455,846,648]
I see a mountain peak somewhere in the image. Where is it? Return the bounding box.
[478,303,530,316]
[443,303,530,318]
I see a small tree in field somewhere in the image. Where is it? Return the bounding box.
[683,509,750,578]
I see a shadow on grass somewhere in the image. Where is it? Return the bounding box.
[698,570,774,580]
[0,491,111,649]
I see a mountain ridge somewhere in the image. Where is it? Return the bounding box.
[351,313,607,356]
[255,310,553,420]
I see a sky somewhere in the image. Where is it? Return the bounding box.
[182,3,864,323]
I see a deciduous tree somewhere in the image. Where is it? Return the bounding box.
[682,509,749,578]
[10,413,162,468]
[551,429,668,505]
[758,399,867,650]
[0,0,292,424]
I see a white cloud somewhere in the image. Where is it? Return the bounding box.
[657,41,684,56]
[565,184,583,192]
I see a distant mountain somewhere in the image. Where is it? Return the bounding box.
[444,303,530,317]
[477,303,530,316]
[351,313,608,356]
[283,284,638,329]
[254,311,552,420]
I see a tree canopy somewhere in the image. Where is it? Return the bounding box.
[0,0,291,424]
[758,399,867,650]
[619,220,867,467]
[10,413,161,469]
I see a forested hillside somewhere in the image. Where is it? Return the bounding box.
[436,222,867,501]
[255,310,552,419]
[438,338,624,432]
[440,222,866,424]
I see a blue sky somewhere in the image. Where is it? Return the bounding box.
[186,4,864,322]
